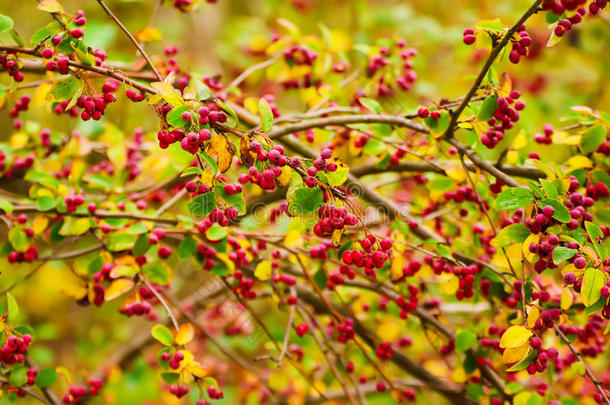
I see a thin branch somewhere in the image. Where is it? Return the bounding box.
[554,325,610,405]
[444,0,543,139]
[95,0,163,81]
[229,55,280,89]
[10,206,178,225]
[267,114,428,140]
[142,279,179,331]
[277,289,295,366]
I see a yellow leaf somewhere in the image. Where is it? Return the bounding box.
[283,229,303,248]
[186,361,207,378]
[206,134,235,173]
[439,273,459,295]
[10,133,29,149]
[561,289,574,311]
[499,325,533,349]
[527,307,540,329]
[61,283,87,300]
[135,27,162,42]
[175,323,195,345]
[512,132,528,149]
[151,81,184,108]
[506,150,519,164]
[566,155,593,170]
[37,0,63,12]
[523,233,540,262]
[32,82,53,107]
[331,227,345,249]
[200,169,215,186]
[216,252,235,275]
[502,342,531,364]
[277,166,292,187]
[32,216,49,234]
[552,130,581,145]
[446,166,466,182]
[254,260,272,281]
[451,367,467,383]
[105,279,135,301]
[390,254,405,282]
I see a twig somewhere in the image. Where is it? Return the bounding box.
[95,0,163,81]
[443,0,543,139]
[142,279,179,330]
[554,325,610,404]
[277,288,295,366]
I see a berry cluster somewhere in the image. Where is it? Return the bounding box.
[0,52,24,82]
[341,235,392,278]
[62,380,103,404]
[534,123,554,144]
[365,39,418,96]
[482,91,525,149]
[232,269,257,300]
[1,334,32,365]
[313,205,358,236]
[395,285,419,318]
[9,95,30,118]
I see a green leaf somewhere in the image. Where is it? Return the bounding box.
[215,99,238,128]
[132,234,151,256]
[166,105,190,128]
[359,97,382,114]
[491,223,530,248]
[428,176,454,191]
[206,224,227,241]
[178,237,197,259]
[35,369,57,388]
[585,221,604,258]
[47,76,82,102]
[495,188,535,210]
[161,372,180,384]
[288,187,324,215]
[151,324,174,346]
[0,14,14,35]
[59,217,91,236]
[477,93,498,121]
[362,138,386,155]
[84,173,113,191]
[181,166,202,177]
[6,292,19,322]
[9,367,28,387]
[216,186,246,215]
[188,192,217,217]
[478,18,505,32]
[107,233,137,252]
[507,349,538,372]
[552,247,577,264]
[581,267,606,307]
[142,260,172,285]
[325,166,349,187]
[25,171,59,190]
[580,124,606,154]
[258,98,274,132]
[540,198,570,223]
[313,268,327,290]
[540,179,558,199]
[0,199,14,214]
[30,25,56,45]
[126,222,148,235]
[455,329,477,353]
[199,151,218,173]
[192,80,211,100]
[36,195,57,211]
[424,110,450,136]
[9,227,28,252]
